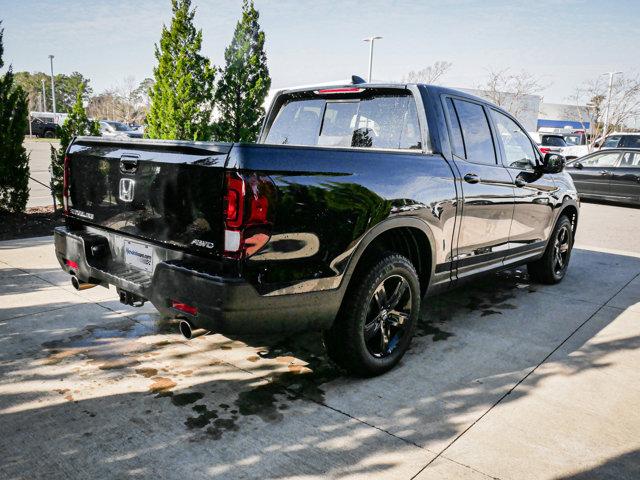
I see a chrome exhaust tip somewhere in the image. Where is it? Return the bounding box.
[178,320,209,340]
[71,275,96,291]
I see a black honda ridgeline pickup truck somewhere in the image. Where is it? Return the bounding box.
[55,82,578,376]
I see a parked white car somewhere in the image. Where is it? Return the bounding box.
[528,132,568,156]
[564,132,640,160]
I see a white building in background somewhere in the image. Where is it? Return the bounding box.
[537,103,592,132]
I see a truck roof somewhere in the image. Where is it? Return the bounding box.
[277,82,495,107]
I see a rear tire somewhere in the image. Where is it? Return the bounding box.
[528,215,574,284]
[324,253,420,377]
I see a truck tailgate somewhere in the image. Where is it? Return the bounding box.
[66,137,232,256]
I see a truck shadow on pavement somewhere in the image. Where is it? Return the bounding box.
[1,248,639,478]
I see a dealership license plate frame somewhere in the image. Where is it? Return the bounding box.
[123,240,154,273]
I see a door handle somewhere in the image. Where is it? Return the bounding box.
[599,170,610,176]
[514,177,526,188]
[464,173,480,184]
[120,154,140,174]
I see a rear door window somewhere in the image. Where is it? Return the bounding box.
[265,93,421,150]
[444,98,465,157]
[620,152,640,167]
[581,152,620,167]
[452,99,497,165]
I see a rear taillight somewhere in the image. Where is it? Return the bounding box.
[539,147,551,155]
[223,172,275,258]
[62,155,70,214]
[225,173,245,229]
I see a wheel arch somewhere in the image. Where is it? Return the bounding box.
[558,197,579,236]
[339,217,436,299]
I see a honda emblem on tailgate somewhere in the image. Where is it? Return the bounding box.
[119,178,135,202]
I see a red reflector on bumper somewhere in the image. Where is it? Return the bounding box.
[65,259,79,270]
[171,300,198,316]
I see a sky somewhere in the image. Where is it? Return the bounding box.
[2,0,640,104]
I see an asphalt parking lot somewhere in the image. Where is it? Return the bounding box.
[1,202,639,479]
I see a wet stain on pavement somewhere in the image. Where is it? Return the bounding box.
[148,377,177,393]
[98,358,140,370]
[170,392,204,406]
[234,333,343,423]
[417,322,454,341]
[135,367,158,378]
[185,405,219,429]
[205,418,239,439]
[417,268,535,340]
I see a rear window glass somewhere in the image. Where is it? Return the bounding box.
[621,136,640,148]
[541,135,566,147]
[602,136,621,148]
[264,93,421,150]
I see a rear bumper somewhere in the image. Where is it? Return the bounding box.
[54,226,339,334]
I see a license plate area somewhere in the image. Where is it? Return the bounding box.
[123,240,154,273]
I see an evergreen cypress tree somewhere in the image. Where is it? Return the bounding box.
[50,83,99,205]
[213,0,271,142]
[146,0,216,140]
[0,22,30,213]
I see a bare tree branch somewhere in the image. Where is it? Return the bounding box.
[570,73,640,138]
[402,61,452,85]
[477,68,548,118]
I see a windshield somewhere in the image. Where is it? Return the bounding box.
[264,92,422,150]
[107,121,132,132]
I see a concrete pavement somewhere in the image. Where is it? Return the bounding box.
[0,203,639,479]
[24,139,59,209]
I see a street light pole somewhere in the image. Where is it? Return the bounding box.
[48,54,57,114]
[602,71,622,135]
[363,36,383,83]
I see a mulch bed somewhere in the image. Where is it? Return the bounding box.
[0,206,64,241]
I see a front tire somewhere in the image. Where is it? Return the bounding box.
[528,215,574,284]
[324,253,420,377]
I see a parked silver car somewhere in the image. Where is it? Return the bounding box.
[99,121,143,139]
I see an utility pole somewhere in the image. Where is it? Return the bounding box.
[602,71,622,136]
[41,79,47,112]
[363,36,383,83]
[49,54,57,114]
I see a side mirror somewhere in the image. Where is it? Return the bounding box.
[541,153,565,174]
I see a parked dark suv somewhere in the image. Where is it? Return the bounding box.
[54,82,579,376]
